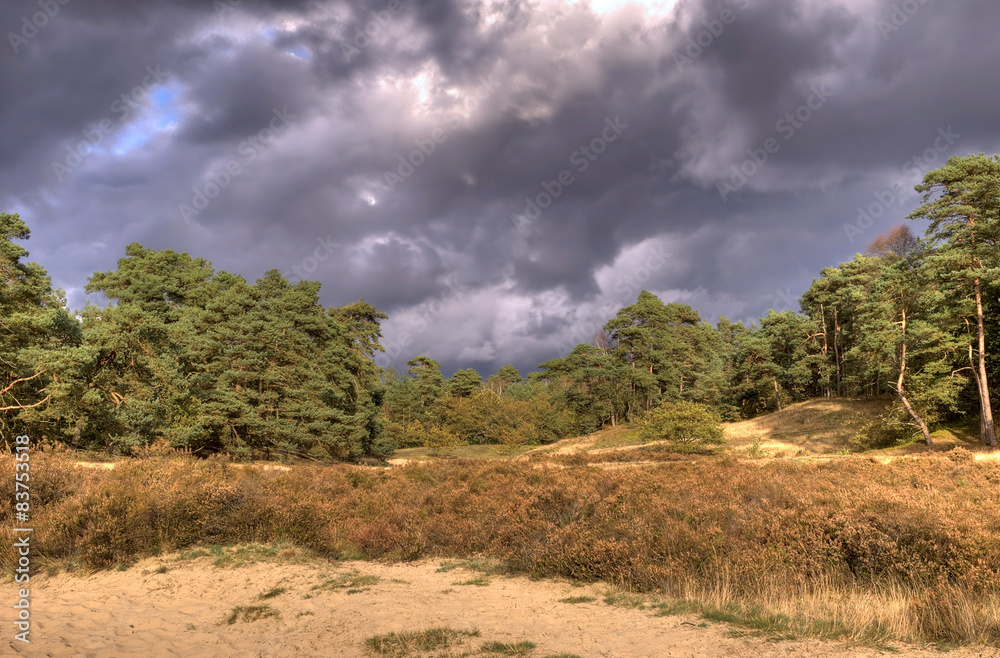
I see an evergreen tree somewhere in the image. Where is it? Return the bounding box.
[908,154,1000,446]
[0,213,81,442]
[448,368,483,398]
[406,356,447,420]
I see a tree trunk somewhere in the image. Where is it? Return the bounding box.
[772,377,782,412]
[896,307,932,445]
[833,308,842,397]
[820,304,830,397]
[974,277,998,446]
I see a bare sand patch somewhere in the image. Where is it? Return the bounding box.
[9,556,993,657]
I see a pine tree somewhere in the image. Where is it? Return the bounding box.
[0,213,80,442]
[448,368,483,398]
[908,154,1000,446]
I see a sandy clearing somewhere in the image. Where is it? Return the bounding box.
[9,557,996,658]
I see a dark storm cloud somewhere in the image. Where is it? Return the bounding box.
[3,0,1000,376]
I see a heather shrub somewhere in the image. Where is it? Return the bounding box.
[948,446,974,463]
[638,401,724,450]
[5,451,1000,645]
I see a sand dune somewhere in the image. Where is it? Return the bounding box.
[9,556,995,657]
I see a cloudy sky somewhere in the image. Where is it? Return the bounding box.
[2,0,999,376]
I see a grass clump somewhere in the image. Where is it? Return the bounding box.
[650,600,699,617]
[436,558,505,576]
[258,587,286,600]
[452,577,490,587]
[225,605,280,624]
[481,640,536,655]
[603,591,647,609]
[558,596,595,604]
[313,571,381,593]
[364,627,480,657]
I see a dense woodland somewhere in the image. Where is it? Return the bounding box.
[3,154,1000,458]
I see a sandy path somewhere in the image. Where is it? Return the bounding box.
[7,557,995,658]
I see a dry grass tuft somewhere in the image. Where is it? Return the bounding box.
[365,627,480,657]
[225,604,280,624]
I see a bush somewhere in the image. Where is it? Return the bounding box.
[852,411,913,451]
[638,401,724,450]
[442,391,568,446]
[418,422,463,455]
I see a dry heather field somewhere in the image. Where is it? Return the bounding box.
[5,399,1000,657]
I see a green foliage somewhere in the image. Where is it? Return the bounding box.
[441,388,572,446]
[9,149,1000,458]
[448,368,483,398]
[0,213,81,441]
[728,310,824,416]
[907,154,1000,446]
[851,412,915,451]
[485,364,521,395]
[413,420,463,455]
[638,401,724,450]
[9,238,390,459]
[603,292,730,420]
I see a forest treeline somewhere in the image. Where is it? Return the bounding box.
[3,154,999,458]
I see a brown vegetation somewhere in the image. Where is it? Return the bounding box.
[7,446,1000,643]
[3,448,1000,647]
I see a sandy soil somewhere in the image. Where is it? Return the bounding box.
[8,556,996,658]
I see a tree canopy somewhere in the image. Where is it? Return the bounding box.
[5,155,1000,455]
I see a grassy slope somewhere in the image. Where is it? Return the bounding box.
[723,398,890,455]
[523,398,891,460]
[390,398,999,465]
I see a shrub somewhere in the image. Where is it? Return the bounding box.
[638,401,724,450]
[8,450,1000,646]
[852,411,913,451]
[410,421,462,455]
[442,391,571,446]
[947,446,974,463]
